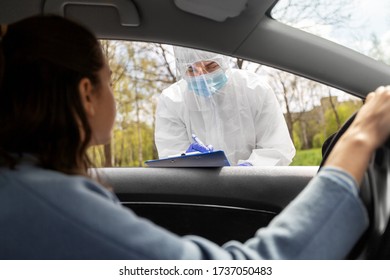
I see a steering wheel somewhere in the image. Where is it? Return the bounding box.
[320,112,390,259]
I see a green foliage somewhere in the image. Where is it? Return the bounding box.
[312,133,325,148]
[92,40,176,167]
[290,148,322,166]
[292,129,302,150]
[88,122,156,167]
[113,122,156,167]
[324,100,361,138]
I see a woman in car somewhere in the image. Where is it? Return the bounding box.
[0,14,385,259]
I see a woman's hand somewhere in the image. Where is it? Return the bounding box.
[350,86,390,150]
[324,86,390,184]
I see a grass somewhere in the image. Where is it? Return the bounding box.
[290,148,323,166]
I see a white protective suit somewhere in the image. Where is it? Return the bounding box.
[155,47,295,166]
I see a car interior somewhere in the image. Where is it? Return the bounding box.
[2,0,390,259]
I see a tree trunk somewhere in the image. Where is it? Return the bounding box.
[327,90,341,129]
[103,142,112,167]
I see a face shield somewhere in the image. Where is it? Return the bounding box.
[174,46,233,99]
[173,46,233,110]
[174,46,230,79]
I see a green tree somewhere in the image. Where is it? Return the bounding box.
[89,41,176,167]
[324,100,362,137]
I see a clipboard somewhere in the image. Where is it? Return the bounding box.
[145,150,230,167]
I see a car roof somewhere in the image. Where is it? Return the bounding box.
[1,0,390,98]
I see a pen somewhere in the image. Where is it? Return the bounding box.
[167,151,201,158]
[192,133,206,148]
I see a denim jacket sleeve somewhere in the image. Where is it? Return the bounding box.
[182,166,368,259]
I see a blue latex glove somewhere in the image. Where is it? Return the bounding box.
[186,142,214,153]
[238,162,252,166]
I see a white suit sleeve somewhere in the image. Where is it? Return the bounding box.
[154,91,191,158]
[240,82,296,166]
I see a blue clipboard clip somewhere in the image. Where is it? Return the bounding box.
[145,150,230,167]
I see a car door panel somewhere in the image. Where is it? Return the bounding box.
[100,166,317,244]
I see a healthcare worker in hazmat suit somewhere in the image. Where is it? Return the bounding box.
[154,46,295,166]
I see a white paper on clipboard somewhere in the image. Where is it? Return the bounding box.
[145,150,230,167]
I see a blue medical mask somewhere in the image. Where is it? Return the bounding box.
[186,69,228,97]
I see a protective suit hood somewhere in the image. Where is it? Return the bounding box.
[173,46,231,80]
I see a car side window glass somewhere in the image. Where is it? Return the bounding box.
[88,41,362,167]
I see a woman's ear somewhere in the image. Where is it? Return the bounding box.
[78,78,95,116]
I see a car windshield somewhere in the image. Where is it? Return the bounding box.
[271,0,390,65]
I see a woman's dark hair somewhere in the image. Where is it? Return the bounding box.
[0,15,104,175]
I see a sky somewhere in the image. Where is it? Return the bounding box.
[332,0,390,60]
[274,0,390,61]
[356,0,389,37]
